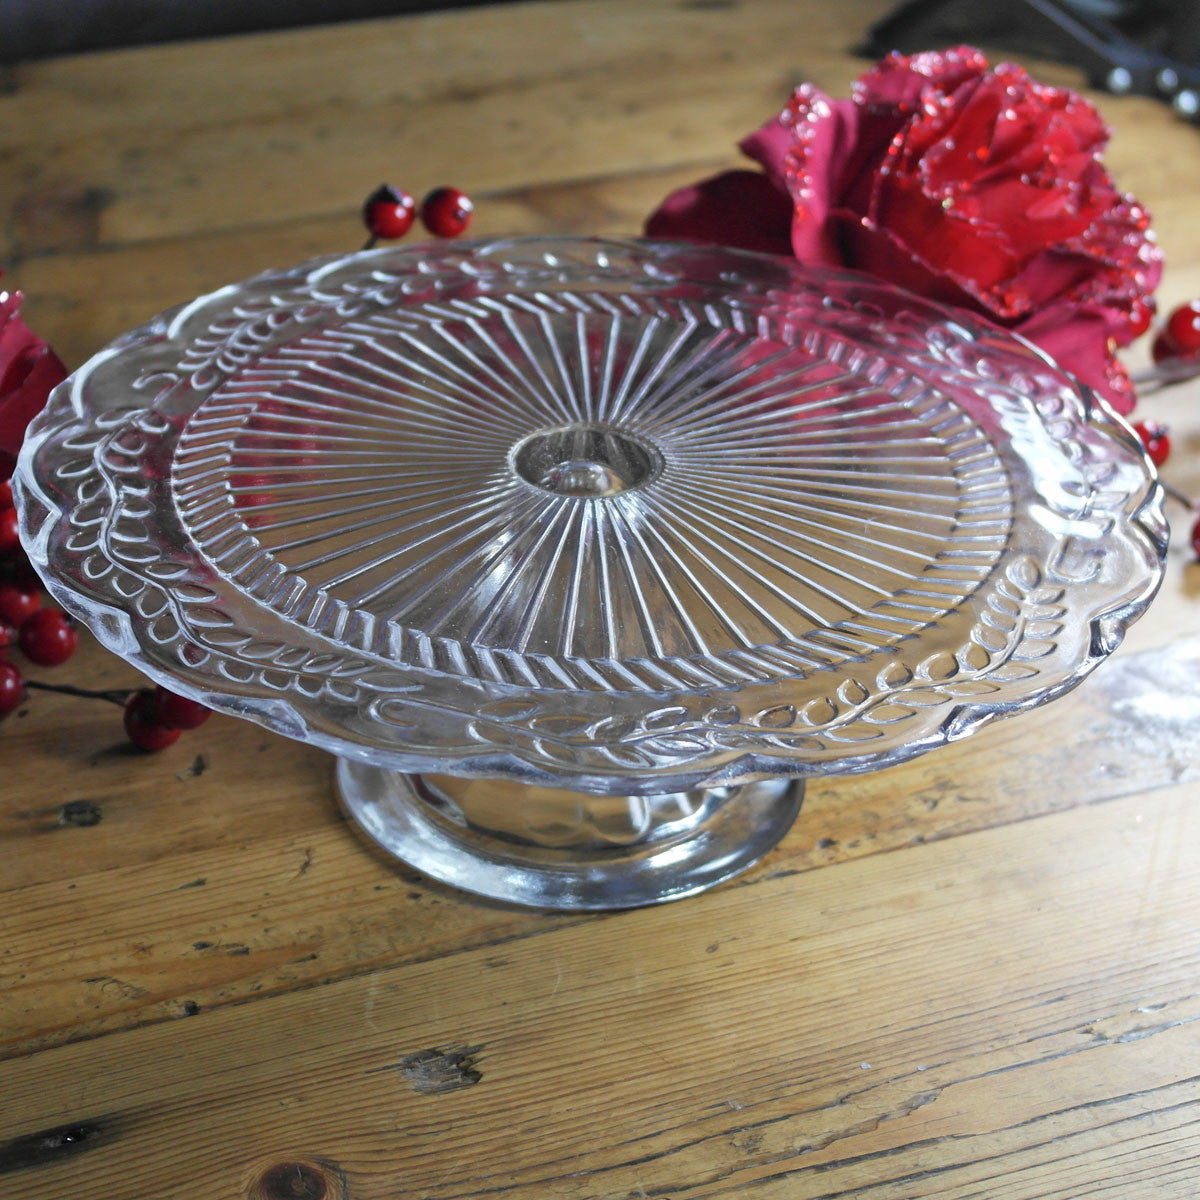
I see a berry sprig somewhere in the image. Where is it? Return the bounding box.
[0,460,211,747]
[1129,416,1200,562]
[123,685,211,751]
[6,670,212,752]
[1135,299,1200,389]
[360,183,474,249]
[1113,299,1200,564]
[0,463,80,690]
[13,677,213,751]
[1152,300,1200,372]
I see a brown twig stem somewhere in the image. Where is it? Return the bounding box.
[24,680,129,707]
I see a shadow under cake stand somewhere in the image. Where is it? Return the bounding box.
[15,238,1166,909]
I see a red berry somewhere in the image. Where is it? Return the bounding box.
[420,187,474,238]
[0,580,39,626]
[0,661,23,718]
[0,620,14,659]
[19,608,78,666]
[1164,301,1200,355]
[0,480,11,509]
[1133,420,1171,469]
[0,507,19,555]
[1127,297,1155,340]
[0,452,14,481]
[362,184,416,240]
[123,688,181,751]
[154,684,211,730]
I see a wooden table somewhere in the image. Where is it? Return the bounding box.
[3,3,1200,1196]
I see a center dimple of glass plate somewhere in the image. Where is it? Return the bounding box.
[511,425,663,497]
[171,293,1013,687]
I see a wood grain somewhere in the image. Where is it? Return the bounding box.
[3,0,1200,1196]
[9,165,710,370]
[0,0,895,260]
[3,783,1198,1199]
[3,637,1197,1062]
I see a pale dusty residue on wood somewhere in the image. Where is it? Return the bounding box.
[397,1044,485,1094]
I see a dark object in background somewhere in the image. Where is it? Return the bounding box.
[0,0,493,64]
[865,0,1200,120]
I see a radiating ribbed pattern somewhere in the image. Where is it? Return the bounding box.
[173,290,1012,688]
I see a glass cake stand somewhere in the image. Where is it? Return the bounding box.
[14,237,1166,909]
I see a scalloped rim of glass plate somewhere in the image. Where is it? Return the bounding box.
[13,236,1169,796]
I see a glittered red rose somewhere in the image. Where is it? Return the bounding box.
[0,289,67,475]
[646,46,1162,414]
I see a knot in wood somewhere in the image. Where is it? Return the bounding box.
[249,1160,341,1200]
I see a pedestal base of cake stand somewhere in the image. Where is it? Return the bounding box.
[336,761,805,910]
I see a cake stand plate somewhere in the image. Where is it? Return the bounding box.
[14,237,1166,908]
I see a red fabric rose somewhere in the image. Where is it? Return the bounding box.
[0,290,67,474]
[645,47,1162,414]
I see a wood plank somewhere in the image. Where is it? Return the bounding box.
[3,636,1197,1061]
[1,0,884,151]
[3,0,1190,270]
[0,0,894,258]
[8,164,712,369]
[15,163,1200,380]
[3,63,764,255]
[2,782,1198,1199]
